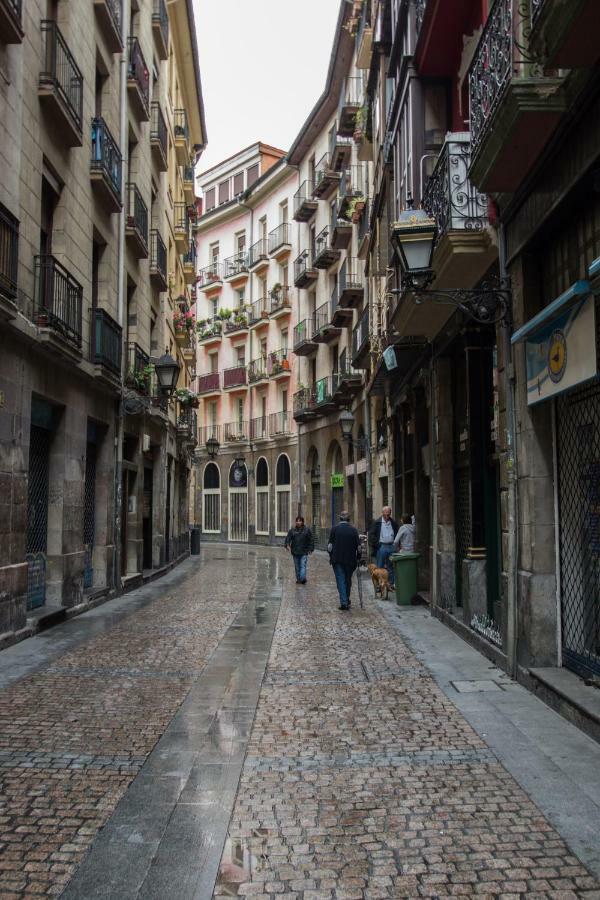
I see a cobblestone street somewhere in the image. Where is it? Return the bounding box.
[0,546,599,899]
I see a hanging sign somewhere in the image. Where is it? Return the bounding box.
[383,346,397,371]
[331,473,344,488]
[525,295,597,406]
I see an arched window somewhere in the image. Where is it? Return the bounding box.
[228,461,248,542]
[202,463,221,533]
[255,457,269,536]
[275,453,291,536]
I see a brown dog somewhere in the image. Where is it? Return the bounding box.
[367,563,390,600]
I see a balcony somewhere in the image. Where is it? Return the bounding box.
[127,37,150,121]
[293,181,318,223]
[314,299,343,344]
[0,0,23,43]
[198,424,220,446]
[125,183,148,258]
[248,357,268,384]
[356,2,373,68]
[268,223,292,258]
[338,167,366,221]
[223,365,248,391]
[182,165,195,204]
[248,296,270,328]
[197,372,221,396]
[414,0,476,77]
[468,0,566,192]
[293,317,318,356]
[293,386,316,423]
[329,284,353,329]
[0,203,18,319]
[268,410,292,437]
[90,117,122,212]
[250,416,269,441]
[39,21,83,146]
[269,284,292,318]
[197,320,222,346]
[150,230,168,291]
[422,133,495,294]
[223,421,249,443]
[197,262,224,291]
[314,376,336,414]
[182,243,196,284]
[351,307,370,368]
[337,76,364,138]
[177,407,197,445]
[329,125,352,173]
[529,0,597,66]
[91,308,122,387]
[356,200,371,259]
[94,0,122,52]
[224,309,250,335]
[294,250,318,288]
[174,202,190,253]
[125,342,151,394]
[150,102,168,171]
[224,251,248,282]
[152,0,169,60]
[267,349,291,380]
[313,226,340,270]
[248,238,269,272]
[332,349,362,401]
[312,153,341,200]
[34,255,83,357]
[174,109,190,165]
[338,258,364,309]
[331,201,353,250]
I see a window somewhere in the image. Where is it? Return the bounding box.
[255,457,269,535]
[236,346,245,366]
[236,288,245,308]
[236,231,246,253]
[260,337,267,359]
[205,187,215,211]
[275,454,292,535]
[209,352,218,373]
[246,163,259,187]
[281,264,288,286]
[210,401,217,430]
[234,172,244,195]
[281,388,288,412]
[210,242,220,265]
[212,296,219,318]
[236,397,244,425]
[202,463,221,533]
[280,201,288,224]
[259,217,267,241]
[218,179,230,205]
[281,328,288,353]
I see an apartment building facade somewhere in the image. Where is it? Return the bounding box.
[194,145,299,544]
[0,0,205,641]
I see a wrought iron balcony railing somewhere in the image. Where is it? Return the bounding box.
[223,365,247,389]
[248,237,268,268]
[152,0,169,50]
[249,296,269,325]
[150,229,167,281]
[530,0,544,26]
[91,117,122,200]
[415,0,427,38]
[250,415,269,441]
[174,201,190,235]
[224,251,248,279]
[270,284,292,314]
[91,308,122,375]
[293,181,318,221]
[294,249,316,285]
[293,386,316,416]
[150,102,168,162]
[182,243,196,268]
[98,0,122,44]
[248,357,268,383]
[315,376,334,406]
[293,317,316,349]
[34,254,83,347]
[126,182,148,252]
[0,202,19,301]
[268,222,291,254]
[223,420,249,442]
[197,262,223,287]
[40,20,83,135]
[174,108,189,142]
[423,134,488,238]
[198,372,221,394]
[268,410,292,436]
[127,36,150,116]
[198,424,221,446]
[267,348,291,376]
[352,306,370,361]
[126,342,151,393]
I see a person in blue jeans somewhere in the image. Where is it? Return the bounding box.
[284,516,314,583]
[368,506,399,589]
[328,511,360,610]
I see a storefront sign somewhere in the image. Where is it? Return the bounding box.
[525,294,597,406]
[331,473,344,488]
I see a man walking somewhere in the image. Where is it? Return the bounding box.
[284,516,314,584]
[328,511,360,610]
[368,506,398,588]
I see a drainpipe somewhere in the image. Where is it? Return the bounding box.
[363,392,372,533]
[113,0,130,592]
[499,224,519,679]
[429,355,438,607]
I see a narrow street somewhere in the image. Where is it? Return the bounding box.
[1,547,599,899]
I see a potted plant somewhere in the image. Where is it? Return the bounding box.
[218,307,232,321]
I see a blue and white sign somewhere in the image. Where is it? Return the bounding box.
[525,294,597,406]
[382,346,397,371]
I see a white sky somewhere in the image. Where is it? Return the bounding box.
[194,0,341,174]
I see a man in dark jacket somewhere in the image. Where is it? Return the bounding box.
[328,511,360,610]
[284,516,314,584]
[367,506,399,588]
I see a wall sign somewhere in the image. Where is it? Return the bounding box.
[331,473,344,488]
[525,295,597,406]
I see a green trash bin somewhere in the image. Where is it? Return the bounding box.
[390,552,420,606]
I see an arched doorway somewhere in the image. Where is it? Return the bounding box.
[255,457,269,536]
[228,460,248,542]
[327,440,345,526]
[202,462,221,534]
[306,446,321,544]
[275,454,291,536]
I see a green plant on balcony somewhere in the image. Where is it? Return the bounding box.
[126,364,153,392]
[175,387,199,408]
[270,282,283,298]
[344,194,366,223]
[198,320,222,340]
[231,311,248,328]
[218,307,232,320]
[173,308,195,333]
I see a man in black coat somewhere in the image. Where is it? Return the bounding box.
[284,516,314,584]
[328,511,360,610]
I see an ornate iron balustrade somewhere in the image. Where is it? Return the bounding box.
[0,202,18,300]
[223,420,248,442]
[127,37,150,115]
[267,349,290,376]
[293,386,316,415]
[248,357,267,382]
[268,222,290,253]
[35,254,83,346]
[126,183,148,251]
[530,0,544,25]
[268,410,292,435]
[270,284,292,313]
[248,237,268,268]
[126,342,151,393]
[197,262,223,287]
[293,249,314,283]
[469,0,541,153]
[174,108,189,142]
[150,102,168,159]
[249,296,269,324]
[40,20,83,133]
[224,251,247,278]
[223,365,247,389]
[152,0,168,46]
[250,415,269,440]
[150,229,167,280]
[423,134,488,238]
[293,317,316,348]
[91,117,122,199]
[91,308,122,374]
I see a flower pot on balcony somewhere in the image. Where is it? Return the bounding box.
[282,358,290,371]
[174,329,188,346]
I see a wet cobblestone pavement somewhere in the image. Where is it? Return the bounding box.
[0,546,598,899]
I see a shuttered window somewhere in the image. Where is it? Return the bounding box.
[205,187,215,210]
[233,172,244,195]
[218,180,230,205]
[246,164,259,187]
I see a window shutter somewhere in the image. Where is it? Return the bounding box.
[246,164,259,187]
[218,180,230,205]
[205,187,215,210]
[234,172,244,195]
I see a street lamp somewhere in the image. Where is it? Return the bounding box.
[339,409,356,442]
[338,409,372,533]
[154,350,181,397]
[205,435,220,459]
[390,203,510,325]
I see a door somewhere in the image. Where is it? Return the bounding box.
[142,465,153,570]
[228,461,248,542]
[83,440,97,589]
[26,424,51,609]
